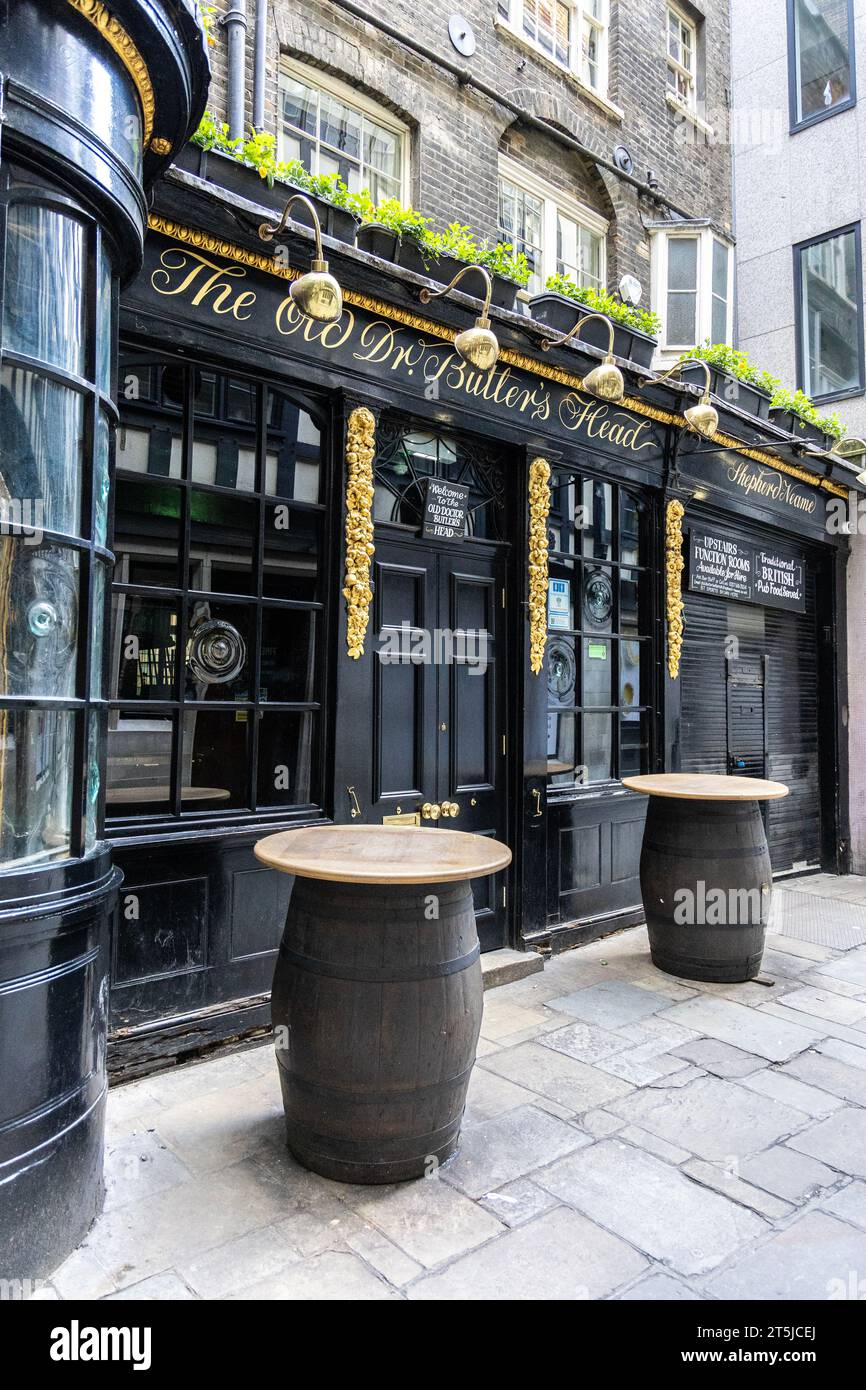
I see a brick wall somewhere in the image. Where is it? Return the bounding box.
[201,0,731,291]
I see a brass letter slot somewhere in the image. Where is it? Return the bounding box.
[383,812,421,826]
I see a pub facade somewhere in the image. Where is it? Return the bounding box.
[105,159,861,1074]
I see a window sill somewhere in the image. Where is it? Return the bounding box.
[665,90,715,136]
[494,18,624,122]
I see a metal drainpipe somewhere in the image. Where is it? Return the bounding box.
[252,0,267,131]
[223,0,248,142]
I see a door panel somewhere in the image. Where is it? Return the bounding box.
[337,535,508,948]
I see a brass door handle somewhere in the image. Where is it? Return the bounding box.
[346,785,361,819]
[532,788,543,818]
[441,801,460,818]
[421,802,441,821]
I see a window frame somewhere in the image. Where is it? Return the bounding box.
[497,0,610,97]
[498,155,608,297]
[793,221,865,404]
[787,0,857,134]
[108,347,332,832]
[650,226,733,355]
[277,57,410,204]
[666,3,698,113]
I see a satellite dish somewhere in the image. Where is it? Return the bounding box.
[619,274,643,306]
[448,15,476,57]
[612,145,634,175]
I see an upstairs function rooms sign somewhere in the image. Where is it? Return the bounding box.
[688,529,806,613]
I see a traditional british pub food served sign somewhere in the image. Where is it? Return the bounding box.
[688,529,806,612]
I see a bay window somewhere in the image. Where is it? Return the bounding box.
[650,224,733,356]
[278,59,408,203]
[498,158,607,297]
[497,0,610,96]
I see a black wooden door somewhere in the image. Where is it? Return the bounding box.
[337,535,508,950]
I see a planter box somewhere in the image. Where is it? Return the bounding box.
[356,222,400,262]
[679,361,772,421]
[768,407,834,451]
[355,224,522,313]
[175,144,360,245]
[528,292,657,368]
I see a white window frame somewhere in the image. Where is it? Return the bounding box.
[497,0,610,99]
[498,156,608,296]
[277,58,410,203]
[666,3,697,112]
[650,226,733,358]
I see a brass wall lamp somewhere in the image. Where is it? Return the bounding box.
[259,193,343,323]
[419,265,500,370]
[540,311,625,402]
[641,359,718,438]
[830,436,866,484]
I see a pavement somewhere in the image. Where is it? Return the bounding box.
[42,873,866,1301]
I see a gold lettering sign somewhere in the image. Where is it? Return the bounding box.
[148,244,656,454]
[724,460,817,515]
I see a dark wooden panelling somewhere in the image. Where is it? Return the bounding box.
[611,816,646,883]
[230,867,292,961]
[113,876,208,985]
[560,822,603,894]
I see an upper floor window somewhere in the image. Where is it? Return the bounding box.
[278,59,408,203]
[795,223,865,401]
[497,0,609,96]
[788,0,856,131]
[498,158,607,297]
[650,226,733,355]
[667,4,697,111]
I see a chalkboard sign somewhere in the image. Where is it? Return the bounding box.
[753,547,805,612]
[689,531,754,601]
[422,478,470,541]
[688,528,806,613]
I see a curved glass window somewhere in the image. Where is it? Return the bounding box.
[0,186,116,870]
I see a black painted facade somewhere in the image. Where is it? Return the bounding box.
[104,160,859,1073]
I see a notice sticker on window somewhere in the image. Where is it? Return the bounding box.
[587,642,607,659]
[548,577,570,630]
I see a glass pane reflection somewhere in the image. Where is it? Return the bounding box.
[3,205,85,376]
[0,540,79,698]
[257,711,316,806]
[182,710,248,809]
[106,711,175,817]
[1,367,83,538]
[0,707,75,867]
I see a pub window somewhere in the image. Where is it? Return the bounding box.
[496,0,610,96]
[372,423,505,542]
[650,226,733,356]
[278,58,408,203]
[788,0,856,131]
[546,477,652,788]
[666,4,697,112]
[795,223,865,401]
[498,157,607,297]
[108,353,326,822]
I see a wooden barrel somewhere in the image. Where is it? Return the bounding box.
[639,796,772,982]
[271,876,482,1184]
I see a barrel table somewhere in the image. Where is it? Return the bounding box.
[622,774,789,983]
[254,825,512,1184]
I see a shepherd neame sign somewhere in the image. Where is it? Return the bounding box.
[689,529,806,613]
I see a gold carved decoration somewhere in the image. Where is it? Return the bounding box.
[528,458,552,676]
[68,0,165,150]
[665,499,685,680]
[144,217,849,500]
[343,408,376,659]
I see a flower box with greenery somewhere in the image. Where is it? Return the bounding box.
[677,343,776,421]
[182,116,362,245]
[529,277,661,369]
[355,207,529,310]
[767,388,845,449]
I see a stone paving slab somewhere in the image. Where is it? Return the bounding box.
[38,884,866,1301]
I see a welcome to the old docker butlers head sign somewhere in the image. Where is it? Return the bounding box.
[133,227,668,461]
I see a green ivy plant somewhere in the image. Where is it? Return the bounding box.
[545,274,661,337]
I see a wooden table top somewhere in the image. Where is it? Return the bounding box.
[254,824,513,883]
[622,773,789,801]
